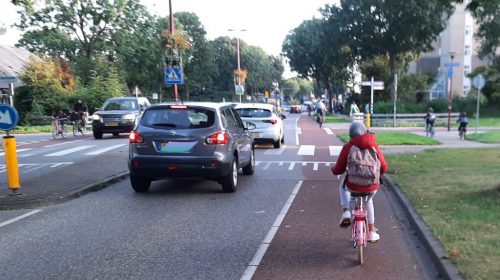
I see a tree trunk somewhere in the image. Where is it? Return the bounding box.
[389,52,397,102]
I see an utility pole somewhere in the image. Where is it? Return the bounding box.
[169,0,179,102]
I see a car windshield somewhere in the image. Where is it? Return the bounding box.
[140,107,215,129]
[102,100,138,111]
[235,108,272,118]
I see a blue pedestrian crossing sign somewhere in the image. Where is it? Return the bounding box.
[165,66,184,85]
[0,104,19,131]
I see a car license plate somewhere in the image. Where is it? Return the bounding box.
[105,122,118,127]
[157,141,197,153]
[250,132,260,138]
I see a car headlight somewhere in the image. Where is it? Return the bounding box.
[123,113,136,120]
[92,114,101,121]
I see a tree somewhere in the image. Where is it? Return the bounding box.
[325,0,455,101]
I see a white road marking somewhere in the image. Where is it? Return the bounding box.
[263,145,286,155]
[295,116,300,146]
[329,145,342,156]
[313,162,319,171]
[0,210,42,228]
[84,144,126,155]
[44,145,94,156]
[241,181,303,280]
[263,162,272,170]
[324,127,334,135]
[288,162,295,170]
[0,148,32,156]
[298,145,315,156]
[43,139,83,148]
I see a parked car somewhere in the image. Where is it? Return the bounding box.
[92,97,150,139]
[234,103,286,148]
[128,102,256,193]
[290,105,302,114]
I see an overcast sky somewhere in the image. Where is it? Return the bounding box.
[0,0,338,77]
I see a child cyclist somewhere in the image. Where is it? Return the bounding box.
[331,122,388,242]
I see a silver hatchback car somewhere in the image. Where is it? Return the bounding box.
[128,102,256,193]
[234,103,286,148]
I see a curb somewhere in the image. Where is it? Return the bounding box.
[0,171,130,210]
[382,175,464,280]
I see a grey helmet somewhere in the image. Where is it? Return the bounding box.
[349,122,367,138]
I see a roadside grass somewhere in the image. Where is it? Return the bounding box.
[324,114,351,124]
[465,131,500,143]
[338,132,440,145]
[469,117,500,127]
[385,148,500,280]
[0,125,52,134]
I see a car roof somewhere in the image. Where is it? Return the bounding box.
[147,102,233,110]
[106,97,147,101]
[234,103,276,110]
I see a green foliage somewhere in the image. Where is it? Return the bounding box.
[466,131,500,143]
[337,131,440,145]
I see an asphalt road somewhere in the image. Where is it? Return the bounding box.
[0,114,441,279]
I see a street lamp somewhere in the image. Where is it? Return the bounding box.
[447,53,456,131]
[228,29,246,102]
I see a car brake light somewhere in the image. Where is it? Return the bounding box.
[170,105,187,109]
[129,131,144,143]
[206,131,229,145]
[263,119,277,125]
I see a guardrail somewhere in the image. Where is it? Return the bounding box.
[370,113,460,126]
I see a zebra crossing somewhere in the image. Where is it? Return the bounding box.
[0,143,127,158]
[263,145,343,156]
[255,160,336,172]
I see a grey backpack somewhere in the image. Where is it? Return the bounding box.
[347,146,381,186]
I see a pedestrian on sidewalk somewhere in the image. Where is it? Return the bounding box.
[424,107,436,137]
[331,122,388,242]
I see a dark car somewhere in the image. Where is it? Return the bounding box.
[128,102,256,193]
[92,97,150,139]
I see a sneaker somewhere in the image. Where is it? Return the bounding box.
[339,210,351,227]
[368,231,380,243]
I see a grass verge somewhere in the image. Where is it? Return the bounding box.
[0,125,52,134]
[386,148,500,280]
[465,131,500,143]
[338,132,440,145]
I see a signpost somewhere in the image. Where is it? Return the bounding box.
[361,77,384,115]
[444,56,460,131]
[472,74,486,134]
[0,104,21,193]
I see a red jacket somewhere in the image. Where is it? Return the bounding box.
[331,133,388,192]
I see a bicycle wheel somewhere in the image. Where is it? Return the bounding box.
[357,245,364,265]
[73,121,78,136]
[61,125,67,138]
[80,119,87,135]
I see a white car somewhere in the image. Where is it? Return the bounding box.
[234,103,286,148]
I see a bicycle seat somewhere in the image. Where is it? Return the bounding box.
[350,192,373,197]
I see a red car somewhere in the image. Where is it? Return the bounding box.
[290,105,302,114]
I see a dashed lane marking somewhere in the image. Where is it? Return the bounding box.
[83,144,126,155]
[44,145,95,156]
[0,210,42,229]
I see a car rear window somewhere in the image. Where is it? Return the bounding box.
[140,107,215,129]
[235,108,272,118]
[102,99,138,110]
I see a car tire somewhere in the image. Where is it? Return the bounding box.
[93,129,103,139]
[130,175,151,193]
[273,138,281,148]
[112,132,119,136]
[221,158,238,193]
[281,133,285,144]
[242,149,255,175]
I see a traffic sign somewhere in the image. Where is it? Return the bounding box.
[235,85,244,95]
[165,66,184,85]
[472,74,486,89]
[361,80,384,90]
[448,68,453,78]
[444,62,460,67]
[0,104,19,131]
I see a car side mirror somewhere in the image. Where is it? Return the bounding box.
[245,122,256,130]
[281,115,287,120]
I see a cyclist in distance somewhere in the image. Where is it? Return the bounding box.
[457,112,469,135]
[73,99,88,131]
[331,122,388,242]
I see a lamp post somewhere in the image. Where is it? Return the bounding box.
[228,29,246,102]
[447,53,455,131]
[169,0,179,102]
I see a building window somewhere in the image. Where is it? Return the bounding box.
[464,50,470,55]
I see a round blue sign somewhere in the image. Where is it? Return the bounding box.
[0,104,19,131]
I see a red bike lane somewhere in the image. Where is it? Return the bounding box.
[251,115,433,280]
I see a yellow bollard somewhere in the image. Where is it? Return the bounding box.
[4,136,21,191]
[365,113,371,129]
